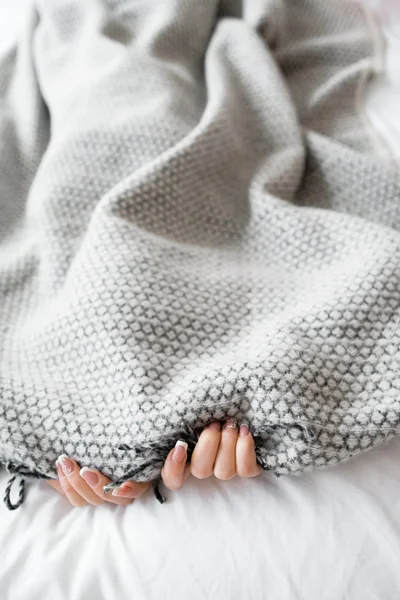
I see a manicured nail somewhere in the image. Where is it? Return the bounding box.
[224,418,238,430]
[80,467,99,487]
[172,440,188,463]
[208,421,221,431]
[112,483,134,497]
[56,454,74,476]
[239,423,250,437]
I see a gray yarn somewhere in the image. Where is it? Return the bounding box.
[3,475,25,511]
[1,0,400,509]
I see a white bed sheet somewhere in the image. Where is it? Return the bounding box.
[1,2,400,599]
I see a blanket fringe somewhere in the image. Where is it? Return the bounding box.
[1,462,51,510]
[108,420,200,501]
[4,474,25,511]
[152,475,166,504]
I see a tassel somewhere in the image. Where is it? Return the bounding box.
[4,474,25,510]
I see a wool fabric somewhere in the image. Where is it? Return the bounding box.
[1,0,400,508]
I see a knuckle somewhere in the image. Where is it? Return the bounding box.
[214,468,235,481]
[236,463,255,478]
[191,465,212,480]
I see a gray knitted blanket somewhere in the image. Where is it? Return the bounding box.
[1,0,400,509]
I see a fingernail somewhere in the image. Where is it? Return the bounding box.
[112,483,134,497]
[80,467,99,487]
[239,423,250,437]
[208,421,220,431]
[224,418,238,430]
[56,454,74,476]
[172,440,188,463]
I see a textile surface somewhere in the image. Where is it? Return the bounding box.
[1,0,400,500]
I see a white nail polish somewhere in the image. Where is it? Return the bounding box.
[56,454,74,476]
[79,467,90,477]
[112,487,120,497]
[175,440,188,451]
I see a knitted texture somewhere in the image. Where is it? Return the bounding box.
[1,0,400,503]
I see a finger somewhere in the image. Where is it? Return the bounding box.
[56,462,88,507]
[236,423,264,478]
[161,441,191,490]
[108,479,152,499]
[213,418,238,480]
[78,466,139,505]
[47,479,66,496]
[102,475,151,501]
[58,455,136,505]
[190,422,221,479]
[56,455,106,506]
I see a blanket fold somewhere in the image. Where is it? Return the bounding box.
[1,0,400,509]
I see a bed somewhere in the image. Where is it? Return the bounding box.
[1,1,400,599]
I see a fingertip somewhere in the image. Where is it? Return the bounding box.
[110,481,150,499]
[236,426,263,478]
[222,418,239,434]
[239,423,250,437]
[56,455,77,477]
[79,467,101,488]
[162,442,189,490]
[207,421,221,432]
[171,440,188,464]
[237,424,256,446]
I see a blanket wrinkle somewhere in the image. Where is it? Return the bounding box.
[1,0,400,510]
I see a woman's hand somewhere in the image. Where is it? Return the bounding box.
[189,419,263,481]
[48,419,263,507]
